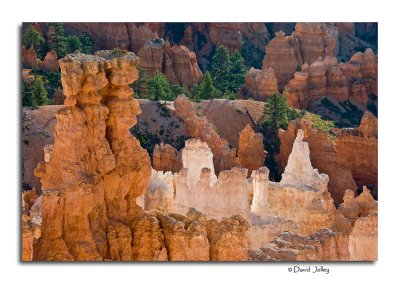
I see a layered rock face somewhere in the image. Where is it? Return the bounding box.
[238,124,266,177]
[241,67,279,101]
[262,31,302,88]
[293,23,339,65]
[341,48,378,97]
[174,139,250,221]
[285,49,377,109]
[285,56,348,108]
[32,51,152,260]
[137,39,202,88]
[152,143,182,173]
[174,95,240,173]
[335,112,378,198]
[262,23,339,89]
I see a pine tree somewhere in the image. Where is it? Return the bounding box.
[48,23,68,58]
[262,93,289,135]
[210,45,231,94]
[22,25,45,56]
[31,77,48,106]
[79,32,93,54]
[147,72,173,102]
[171,84,190,98]
[66,35,82,53]
[199,71,216,99]
[228,50,246,93]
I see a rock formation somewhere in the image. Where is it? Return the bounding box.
[335,112,378,198]
[174,139,250,221]
[339,187,377,225]
[249,229,347,261]
[174,95,240,173]
[278,118,356,204]
[241,67,279,101]
[339,187,377,261]
[33,50,152,260]
[293,23,339,64]
[285,49,377,109]
[152,143,182,173]
[238,124,266,176]
[285,56,348,108]
[249,130,342,250]
[280,129,328,190]
[22,48,59,72]
[22,48,39,69]
[262,31,302,88]
[198,99,265,148]
[141,169,175,212]
[25,58,250,261]
[38,50,59,72]
[348,211,378,261]
[138,39,202,88]
[278,112,377,204]
[341,48,378,97]
[168,45,202,87]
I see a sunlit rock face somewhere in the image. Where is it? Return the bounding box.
[174,139,250,221]
[280,129,329,190]
[249,130,339,250]
[32,51,151,261]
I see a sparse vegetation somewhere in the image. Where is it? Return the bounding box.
[112,47,128,56]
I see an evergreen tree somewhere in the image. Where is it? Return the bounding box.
[48,23,68,58]
[228,50,246,93]
[147,72,173,102]
[133,67,149,98]
[171,84,190,98]
[210,45,231,94]
[22,25,45,56]
[199,71,216,99]
[31,76,49,106]
[262,93,289,135]
[79,32,93,54]
[66,35,82,53]
[22,81,34,107]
